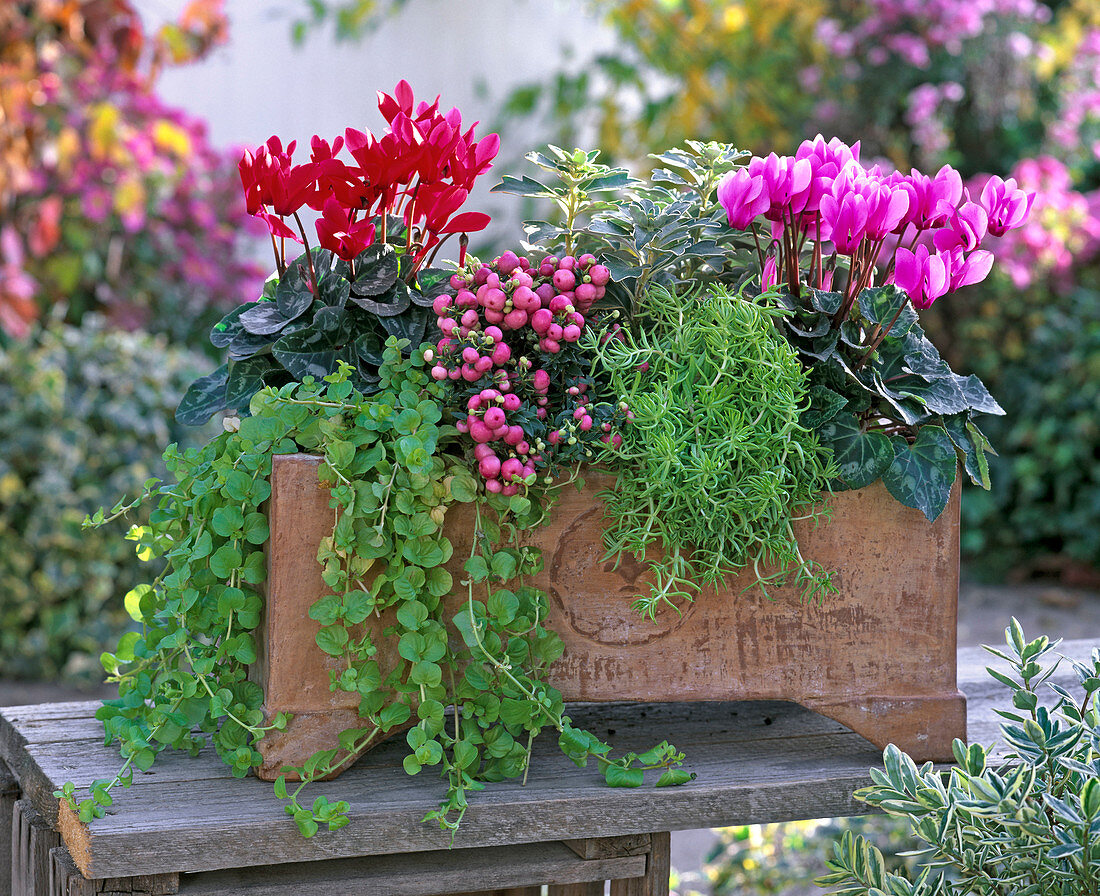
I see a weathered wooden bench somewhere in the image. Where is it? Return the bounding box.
[3,640,1095,896]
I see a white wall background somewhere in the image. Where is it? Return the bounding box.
[136,0,613,245]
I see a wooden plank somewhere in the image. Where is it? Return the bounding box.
[51,846,93,896]
[56,725,884,877]
[12,798,61,896]
[608,831,669,896]
[14,796,30,896]
[175,841,645,895]
[10,640,1099,880]
[548,884,604,896]
[564,834,652,859]
[3,756,20,896]
[449,889,541,896]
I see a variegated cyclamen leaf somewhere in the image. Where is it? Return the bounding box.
[350,243,400,297]
[802,385,849,431]
[274,261,313,319]
[959,374,1004,415]
[210,305,247,348]
[858,284,918,336]
[943,415,991,489]
[818,413,893,490]
[271,328,340,381]
[175,364,228,426]
[239,302,293,335]
[224,356,273,413]
[882,426,958,521]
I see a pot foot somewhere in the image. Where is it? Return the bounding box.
[801,691,967,763]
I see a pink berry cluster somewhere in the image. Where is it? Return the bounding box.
[428,250,626,495]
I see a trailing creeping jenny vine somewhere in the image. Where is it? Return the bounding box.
[59,343,690,839]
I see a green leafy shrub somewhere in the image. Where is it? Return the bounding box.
[948,286,1100,579]
[819,620,1100,894]
[0,318,215,680]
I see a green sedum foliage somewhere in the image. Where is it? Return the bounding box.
[592,284,836,615]
[819,620,1100,895]
[0,318,213,680]
[951,286,1100,579]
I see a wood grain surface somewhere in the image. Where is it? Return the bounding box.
[3,640,1094,881]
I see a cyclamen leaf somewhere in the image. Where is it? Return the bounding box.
[239,302,294,336]
[959,374,1004,416]
[817,413,893,490]
[350,244,400,297]
[809,288,843,316]
[803,386,848,431]
[210,305,247,348]
[275,262,314,319]
[378,304,429,347]
[858,284,918,336]
[225,357,273,413]
[881,426,958,522]
[943,416,991,489]
[893,375,969,416]
[272,328,341,381]
[317,274,351,309]
[176,365,229,426]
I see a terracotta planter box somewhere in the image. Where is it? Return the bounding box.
[252,453,964,780]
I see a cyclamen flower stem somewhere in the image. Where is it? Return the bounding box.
[405,188,420,254]
[269,231,286,277]
[750,224,767,273]
[855,298,912,368]
[813,218,823,289]
[292,212,319,294]
[425,233,454,268]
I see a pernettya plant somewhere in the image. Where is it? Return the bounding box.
[818,620,1100,895]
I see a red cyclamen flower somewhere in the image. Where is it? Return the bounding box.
[315,197,376,261]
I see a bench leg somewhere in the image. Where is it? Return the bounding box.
[448,889,542,896]
[609,831,671,896]
[50,846,179,895]
[549,884,605,895]
[2,758,19,896]
[12,798,60,896]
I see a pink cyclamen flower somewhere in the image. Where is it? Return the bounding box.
[761,255,779,291]
[795,134,860,215]
[904,164,964,232]
[979,176,1035,236]
[861,176,910,241]
[933,200,989,252]
[756,153,814,221]
[892,244,951,309]
[944,246,995,292]
[716,167,770,230]
[820,189,869,255]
